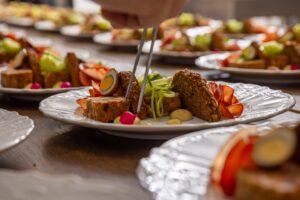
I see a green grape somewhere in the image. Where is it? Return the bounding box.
[260,41,284,57]
[178,13,195,26]
[39,51,66,72]
[195,34,212,48]
[0,38,21,54]
[293,23,300,39]
[227,19,243,33]
[97,20,112,31]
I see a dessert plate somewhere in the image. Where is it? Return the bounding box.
[39,82,295,139]
[0,108,34,152]
[196,52,300,84]
[93,32,139,49]
[0,61,146,101]
[137,121,298,199]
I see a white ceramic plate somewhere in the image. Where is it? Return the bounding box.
[0,108,34,152]
[196,52,300,84]
[0,61,145,101]
[34,20,60,32]
[39,82,295,139]
[93,32,139,48]
[60,25,95,39]
[0,170,147,200]
[142,40,250,65]
[137,121,298,200]
[4,17,34,27]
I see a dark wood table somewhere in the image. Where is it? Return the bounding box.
[0,27,299,200]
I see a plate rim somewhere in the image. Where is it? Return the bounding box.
[38,82,295,137]
[0,108,34,152]
[93,32,140,48]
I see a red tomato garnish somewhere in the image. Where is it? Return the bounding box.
[231,96,238,104]
[220,136,258,196]
[228,103,244,116]
[219,102,233,118]
[221,85,234,106]
[208,82,243,118]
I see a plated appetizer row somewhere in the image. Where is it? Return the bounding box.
[221,41,300,71]
[0,32,111,90]
[212,122,300,200]
[77,69,244,125]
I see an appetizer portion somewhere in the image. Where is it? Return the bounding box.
[221,41,300,71]
[279,23,300,43]
[222,18,268,35]
[111,28,160,43]
[77,69,244,125]
[80,14,112,35]
[160,30,242,53]
[0,37,110,89]
[212,123,300,200]
[0,32,22,64]
[159,13,214,32]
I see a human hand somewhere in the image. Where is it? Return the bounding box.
[96,0,187,28]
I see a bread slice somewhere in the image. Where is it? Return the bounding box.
[172,69,221,122]
[1,69,32,88]
[65,52,81,87]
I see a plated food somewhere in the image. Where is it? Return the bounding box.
[196,40,300,83]
[212,123,300,200]
[40,68,294,138]
[61,14,112,39]
[137,121,300,199]
[77,69,243,124]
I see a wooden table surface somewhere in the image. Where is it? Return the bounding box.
[0,26,299,200]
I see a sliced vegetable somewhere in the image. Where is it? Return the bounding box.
[120,111,137,125]
[241,46,256,60]
[227,103,244,116]
[253,127,297,168]
[99,68,119,96]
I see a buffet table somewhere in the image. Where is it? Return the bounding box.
[0,26,299,200]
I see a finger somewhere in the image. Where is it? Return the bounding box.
[102,9,141,28]
[102,9,127,28]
